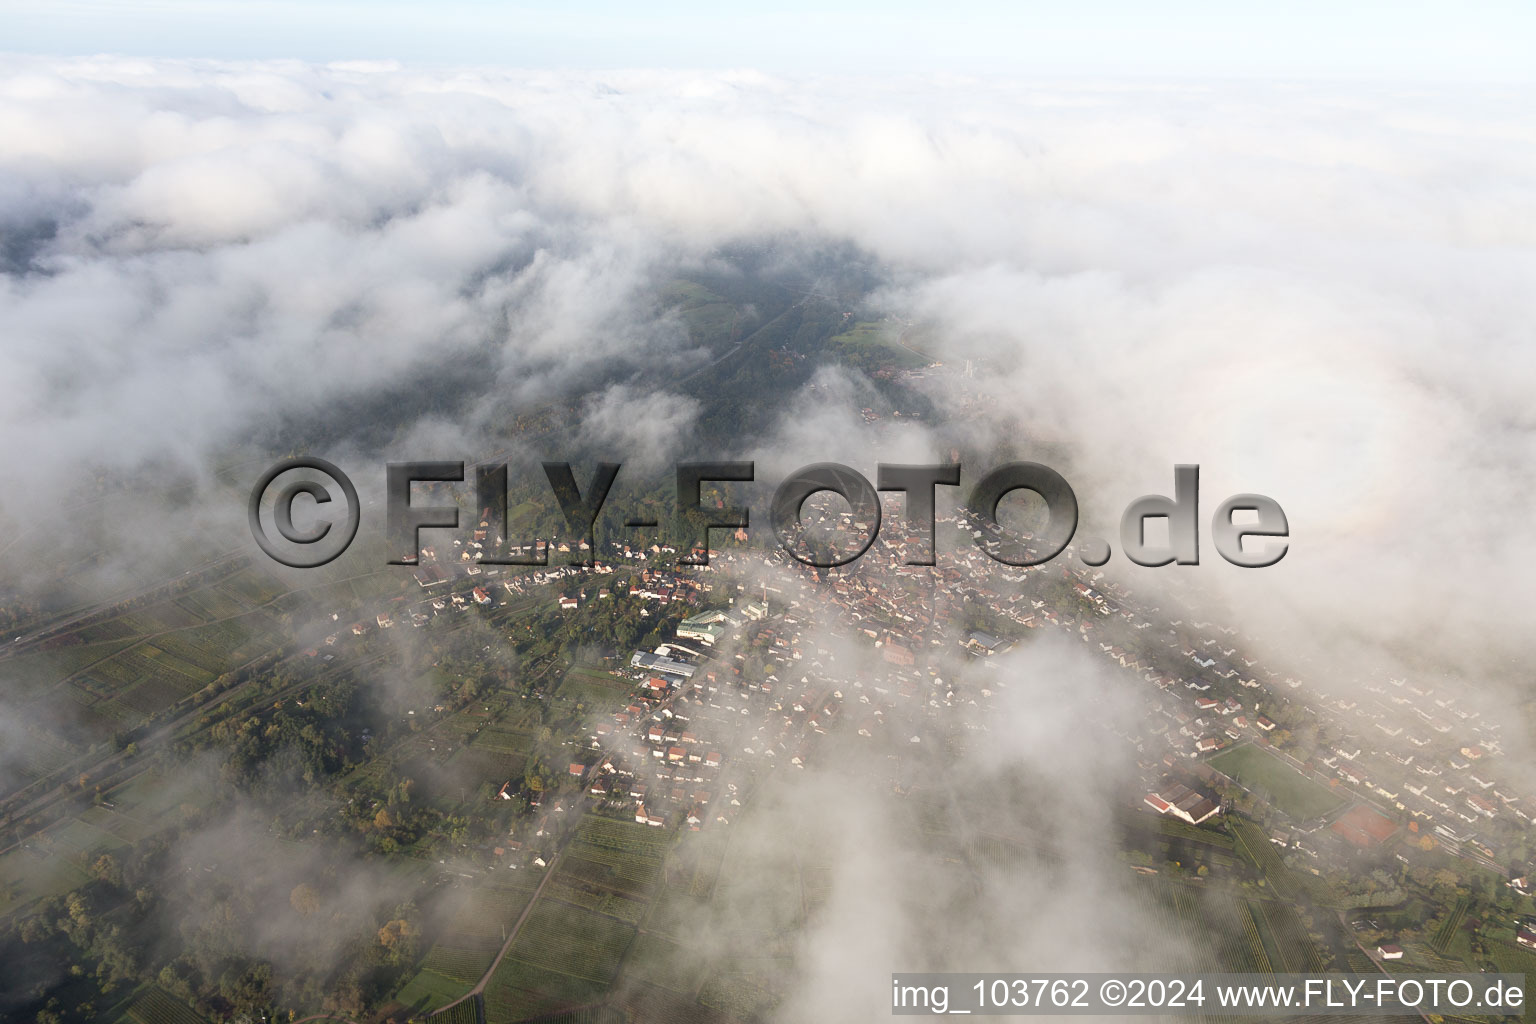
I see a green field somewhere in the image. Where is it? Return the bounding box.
[394,966,466,1015]
[0,843,91,915]
[424,999,481,1024]
[1209,744,1346,820]
[826,321,929,371]
[1486,937,1536,977]
[552,665,631,712]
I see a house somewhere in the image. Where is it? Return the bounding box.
[1146,782,1220,825]
[967,631,1008,655]
[1377,944,1403,960]
[472,586,491,606]
[1517,925,1536,951]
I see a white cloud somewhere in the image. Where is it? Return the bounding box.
[1,54,1532,749]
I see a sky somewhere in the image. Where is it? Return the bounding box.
[1,0,1534,82]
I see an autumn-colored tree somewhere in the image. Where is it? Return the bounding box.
[290,883,320,916]
[374,807,396,829]
[92,853,122,886]
[378,918,413,949]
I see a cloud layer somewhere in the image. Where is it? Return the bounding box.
[2,56,1533,737]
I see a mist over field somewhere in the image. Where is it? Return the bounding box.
[1,52,1534,1023]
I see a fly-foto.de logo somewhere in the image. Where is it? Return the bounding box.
[248,460,1287,571]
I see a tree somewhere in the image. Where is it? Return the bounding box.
[378,918,414,952]
[290,883,320,916]
[65,892,92,934]
[92,853,122,887]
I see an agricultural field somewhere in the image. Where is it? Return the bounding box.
[424,998,481,1024]
[0,638,138,702]
[620,983,730,1024]
[1485,937,1536,977]
[1239,901,1276,973]
[560,844,664,901]
[421,943,497,986]
[679,828,730,899]
[547,873,649,924]
[0,841,92,915]
[1157,815,1237,849]
[641,889,711,946]
[102,764,217,821]
[552,665,631,713]
[665,280,740,350]
[1233,819,1306,902]
[485,935,613,1021]
[118,984,209,1024]
[1254,898,1324,971]
[448,743,527,789]
[826,320,929,371]
[966,832,1060,876]
[502,899,637,984]
[15,572,296,745]
[514,1008,623,1024]
[397,872,560,1012]
[800,860,834,915]
[698,956,790,1020]
[1432,896,1470,953]
[394,965,467,1015]
[1127,878,1275,974]
[1387,942,1469,973]
[0,721,80,783]
[623,932,708,994]
[573,815,674,862]
[42,816,130,859]
[1208,744,1346,821]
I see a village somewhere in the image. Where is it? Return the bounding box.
[312,487,1533,905]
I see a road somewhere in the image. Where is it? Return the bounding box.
[423,680,692,1019]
